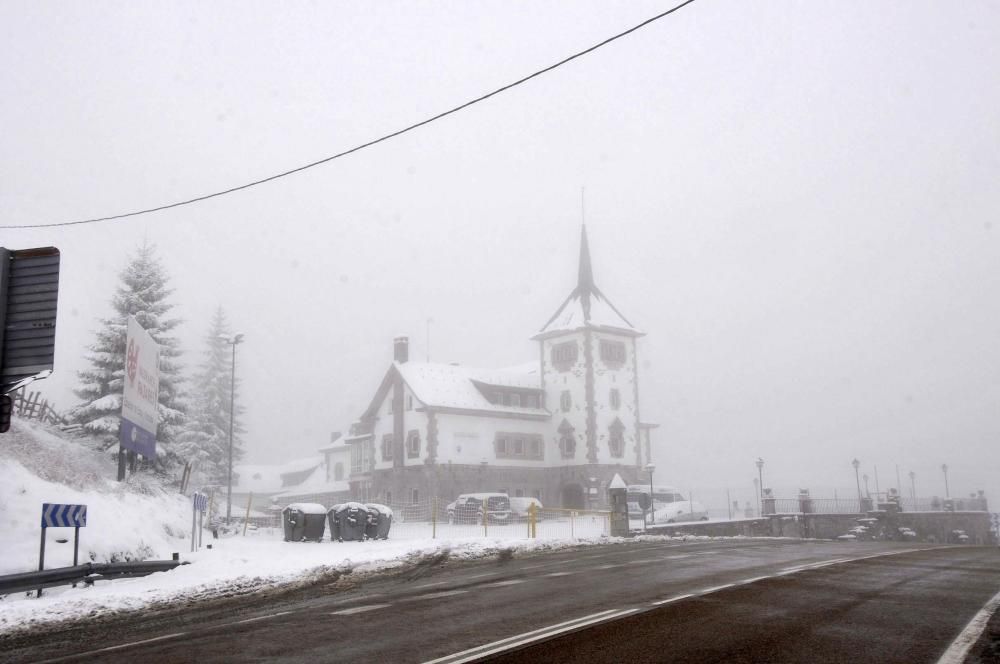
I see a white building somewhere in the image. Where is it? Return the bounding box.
[345,226,656,509]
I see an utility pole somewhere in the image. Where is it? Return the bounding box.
[221,333,244,524]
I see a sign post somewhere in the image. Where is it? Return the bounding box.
[192,493,208,551]
[38,503,87,597]
[119,316,160,480]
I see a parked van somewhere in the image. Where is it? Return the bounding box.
[626,485,708,524]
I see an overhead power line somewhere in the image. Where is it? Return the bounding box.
[3,0,698,230]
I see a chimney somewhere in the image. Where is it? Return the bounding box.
[394,336,409,363]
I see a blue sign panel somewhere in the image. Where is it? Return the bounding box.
[41,503,87,528]
[193,493,208,512]
[120,418,157,458]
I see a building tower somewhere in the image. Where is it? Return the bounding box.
[533,225,646,507]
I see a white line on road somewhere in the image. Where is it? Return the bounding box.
[412,581,448,590]
[545,572,574,577]
[331,604,392,616]
[652,593,695,606]
[480,579,525,588]
[406,589,468,601]
[595,563,626,570]
[936,588,1000,664]
[234,611,293,624]
[36,632,189,663]
[423,609,637,664]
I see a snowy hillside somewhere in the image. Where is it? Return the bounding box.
[0,420,190,575]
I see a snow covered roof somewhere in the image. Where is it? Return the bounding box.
[233,456,323,494]
[272,464,351,499]
[534,225,643,340]
[393,362,549,417]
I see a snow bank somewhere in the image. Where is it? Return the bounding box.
[0,421,190,576]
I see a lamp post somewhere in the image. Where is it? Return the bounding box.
[909,470,916,504]
[752,477,760,517]
[220,333,244,524]
[941,464,949,498]
[863,473,870,499]
[644,463,656,524]
[755,458,764,516]
[852,459,862,510]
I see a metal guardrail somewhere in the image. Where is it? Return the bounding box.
[0,560,186,596]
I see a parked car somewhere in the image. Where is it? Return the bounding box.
[509,497,543,521]
[446,493,512,524]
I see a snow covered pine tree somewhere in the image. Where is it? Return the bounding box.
[176,306,245,484]
[71,243,186,470]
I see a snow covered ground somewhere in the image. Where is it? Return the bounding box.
[0,421,701,635]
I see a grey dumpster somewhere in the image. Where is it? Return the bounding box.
[327,504,343,542]
[332,502,368,541]
[365,503,393,540]
[282,503,327,542]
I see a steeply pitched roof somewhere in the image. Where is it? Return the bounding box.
[534,225,643,340]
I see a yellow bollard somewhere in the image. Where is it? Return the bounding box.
[528,503,537,539]
[242,491,253,536]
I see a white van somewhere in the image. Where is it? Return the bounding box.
[626,485,708,524]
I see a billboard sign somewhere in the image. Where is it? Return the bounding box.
[120,315,160,458]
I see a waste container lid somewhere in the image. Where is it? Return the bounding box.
[333,501,368,514]
[365,503,393,517]
[284,502,327,515]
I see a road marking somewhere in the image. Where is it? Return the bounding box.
[36,632,188,663]
[233,611,293,624]
[936,588,1000,664]
[464,572,493,580]
[698,583,734,595]
[595,563,626,570]
[423,609,636,664]
[652,593,694,606]
[412,581,448,590]
[630,558,662,564]
[664,554,693,560]
[331,604,392,615]
[481,579,525,588]
[545,572,574,577]
[406,589,468,600]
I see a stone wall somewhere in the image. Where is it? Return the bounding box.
[644,511,995,543]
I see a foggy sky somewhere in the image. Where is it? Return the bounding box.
[2,1,998,501]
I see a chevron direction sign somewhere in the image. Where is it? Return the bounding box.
[41,503,87,528]
[193,493,208,512]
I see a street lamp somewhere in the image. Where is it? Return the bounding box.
[644,463,656,525]
[941,464,949,498]
[220,333,244,524]
[755,458,764,516]
[852,459,862,510]
[909,471,916,504]
[863,473,870,499]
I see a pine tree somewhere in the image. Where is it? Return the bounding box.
[71,243,186,468]
[175,306,245,484]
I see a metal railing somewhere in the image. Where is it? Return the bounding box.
[0,560,187,597]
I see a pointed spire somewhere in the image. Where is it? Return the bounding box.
[577,224,594,320]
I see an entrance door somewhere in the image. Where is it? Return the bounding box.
[561,483,585,510]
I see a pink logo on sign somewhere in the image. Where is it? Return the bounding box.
[127,339,139,385]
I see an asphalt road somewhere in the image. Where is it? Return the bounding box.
[2,539,997,664]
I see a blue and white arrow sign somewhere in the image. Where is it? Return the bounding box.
[41,503,87,528]
[193,493,208,512]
